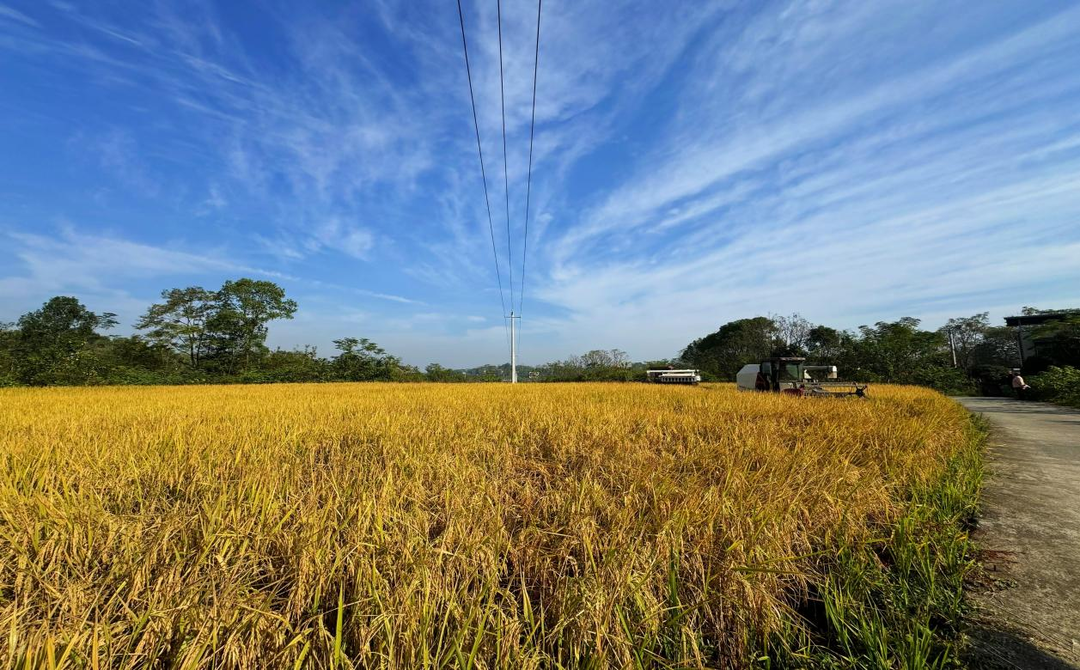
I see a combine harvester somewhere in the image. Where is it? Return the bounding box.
[646,369,702,385]
[736,357,868,398]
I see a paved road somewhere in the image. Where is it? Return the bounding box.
[955,397,1080,668]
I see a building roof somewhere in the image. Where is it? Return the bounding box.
[1005,311,1080,327]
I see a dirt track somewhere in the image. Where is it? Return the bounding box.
[956,397,1080,668]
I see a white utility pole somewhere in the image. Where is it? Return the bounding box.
[509,311,519,383]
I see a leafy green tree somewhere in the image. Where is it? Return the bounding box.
[772,313,813,355]
[911,365,977,395]
[393,363,426,382]
[853,318,947,383]
[13,296,118,385]
[964,325,1020,395]
[425,363,464,382]
[248,346,329,383]
[938,313,990,371]
[971,326,1020,368]
[332,337,403,381]
[682,317,779,380]
[643,359,677,370]
[73,335,184,385]
[533,349,635,381]
[207,279,297,373]
[805,325,846,362]
[0,322,17,386]
[94,335,176,371]
[579,349,634,380]
[136,287,217,368]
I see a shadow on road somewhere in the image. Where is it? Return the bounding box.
[966,622,1079,669]
[958,399,1080,416]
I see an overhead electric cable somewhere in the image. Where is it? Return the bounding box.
[497,0,514,310]
[456,0,511,353]
[519,0,542,316]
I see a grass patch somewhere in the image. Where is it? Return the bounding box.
[765,414,986,668]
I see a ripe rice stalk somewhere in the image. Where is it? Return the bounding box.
[0,383,978,668]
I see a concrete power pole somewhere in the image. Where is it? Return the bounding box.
[509,311,519,383]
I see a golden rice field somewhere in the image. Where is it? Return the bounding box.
[0,383,979,668]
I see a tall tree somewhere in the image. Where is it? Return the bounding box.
[805,325,845,362]
[682,317,780,380]
[855,318,946,382]
[0,322,17,386]
[333,337,403,381]
[772,313,813,354]
[971,326,1020,369]
[260,346,328,383]
[938,313,990,371]
[208,279,297,372]
[13,296,118,385]
[136,287,216,368]
[580,349,630,370]
[425,363,463,382]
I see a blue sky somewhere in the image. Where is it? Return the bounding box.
[2,0,1079,367]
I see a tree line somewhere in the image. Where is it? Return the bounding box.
[0,279,418,386]
[680,311,1080,397]
[0,279,654,386]
[2,278,1078,396]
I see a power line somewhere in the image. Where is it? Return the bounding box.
[456,0,543,378]
[496,0,514,311]
[456,0,511,355]
[519,0,542,316]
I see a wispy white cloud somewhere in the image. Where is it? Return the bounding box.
[0,3,38,27]
[0,225,297,333]
[255,218,376,262]
[0,226,293,297]
[303,280,425,306]
[554,3,1080,264]
[2,0,1079,367]
[508,0,1080,363]
[84,129,161,197]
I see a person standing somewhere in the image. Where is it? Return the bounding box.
[1011,372,1031,400]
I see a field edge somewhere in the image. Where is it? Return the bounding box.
[761,410,988,668]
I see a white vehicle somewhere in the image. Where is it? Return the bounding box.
[646,369,702,385]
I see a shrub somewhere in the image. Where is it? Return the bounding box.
[1030,365,1080,407]
[911,365,978,396]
